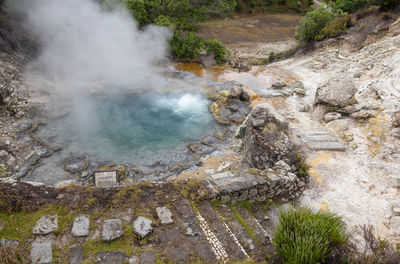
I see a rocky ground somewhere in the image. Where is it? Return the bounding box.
[1,3,400,264]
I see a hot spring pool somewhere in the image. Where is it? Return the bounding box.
[35,91,220,170]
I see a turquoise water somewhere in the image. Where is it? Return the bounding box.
[39,91,218,165]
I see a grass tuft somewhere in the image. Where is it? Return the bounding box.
[273,207,349,264]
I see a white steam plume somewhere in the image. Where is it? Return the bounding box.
[6,0,171,93]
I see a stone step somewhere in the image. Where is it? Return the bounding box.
[214,204,252,261]
[165,198,217,263]
[196,201,247,262]
[296,129,346,151]
[215,203,271,262]
[231,205,276,262]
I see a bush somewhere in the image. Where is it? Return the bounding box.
[171,31,204,59]
[295,6,335,40]
[321,15,353,38]
[0,244,28,264]
[205,39,231,63]
[331,0,369,13]
[273,207,349,264]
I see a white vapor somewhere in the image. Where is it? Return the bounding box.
[6,0,171,93]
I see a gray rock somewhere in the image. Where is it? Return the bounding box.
[271,82,286,89]
[102,219,123,241]
[139,251,156,264]
[64,155,89,173]
[31,240,52,264]
[393,111,400,127]
[314,77,357,107]
[156,207,173,225]
[133,216,152,238]
[33,215,58,235]
[95,251,126,264]
[325,119,350,133]
[68,246,83,264]
[71,215,90,237]
[243,103,298,169]
[129,256,138,264]
[324,112,342,122]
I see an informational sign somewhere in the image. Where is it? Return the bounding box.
[94,170,118,188]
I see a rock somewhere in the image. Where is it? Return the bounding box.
[325,119,350,133]
[102,219,123,241]
[129,256,138,264]
[271,82,286,89]
[68,246,83,264]
[95,251,126,264]
[201,135,219,147]
[71,215,90,237]
[64,155,89,173]
[393,111,400,127]
[156,207,173,225]
[31,240,52,264]
[324,112,342,122]
[314,77,357,107]
[391,128,400,138]
[243,103,298,169]
[139,251,156,264]
[133,216,152,238]
[33,215,58,235]
[340,132,354,143]
[55,180,77,189]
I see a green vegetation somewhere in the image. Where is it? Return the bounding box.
[235,0,311,14]
[231,205,256,240]
[273,207,349,264]
[296,0,398,41]
[0,244,27,264]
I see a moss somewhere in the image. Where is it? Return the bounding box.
[82,223,137,258]
[230,206,256,240]
[0,205,75,244]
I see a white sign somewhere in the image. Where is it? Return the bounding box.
[94,170,118,188]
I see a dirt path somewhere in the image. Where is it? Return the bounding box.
[198,13,302,63]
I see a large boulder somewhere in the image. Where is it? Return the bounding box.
[314,78,357,108]
[242,103,299,169]
[205,81,251,125]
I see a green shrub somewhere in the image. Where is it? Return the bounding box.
[205,39,231,63]
[295,6,335,40]
[321,15,352,38]
[331,0,369,13]
[171,32,204,59]
[273,207,349,264]
[370,0,399,10]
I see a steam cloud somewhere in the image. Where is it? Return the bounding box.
[6,0,171,94]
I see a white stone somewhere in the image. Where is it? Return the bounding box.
[102,219,123,241]
[33,215,58,235]
[71,215,90,237]
[156,207,173,225]
[133,216,152,238]
[30,240,52,264]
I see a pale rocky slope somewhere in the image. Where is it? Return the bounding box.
[220,16,400,246]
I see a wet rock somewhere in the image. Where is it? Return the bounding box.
[33,215,58,235]
[102,219,123,241]
[133,216,152,238]
[324,112,342,122]
[201,135,219,147]
[31,240,52,264]
[314,77,357,107]
[156,207,173,225]
[64,155,89,173]
[96,251,126,264]
[68,246,83,264]
[187,143,215,155]
[243,103,298,169]
[71,215,90,237]
[139,251,156,264]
